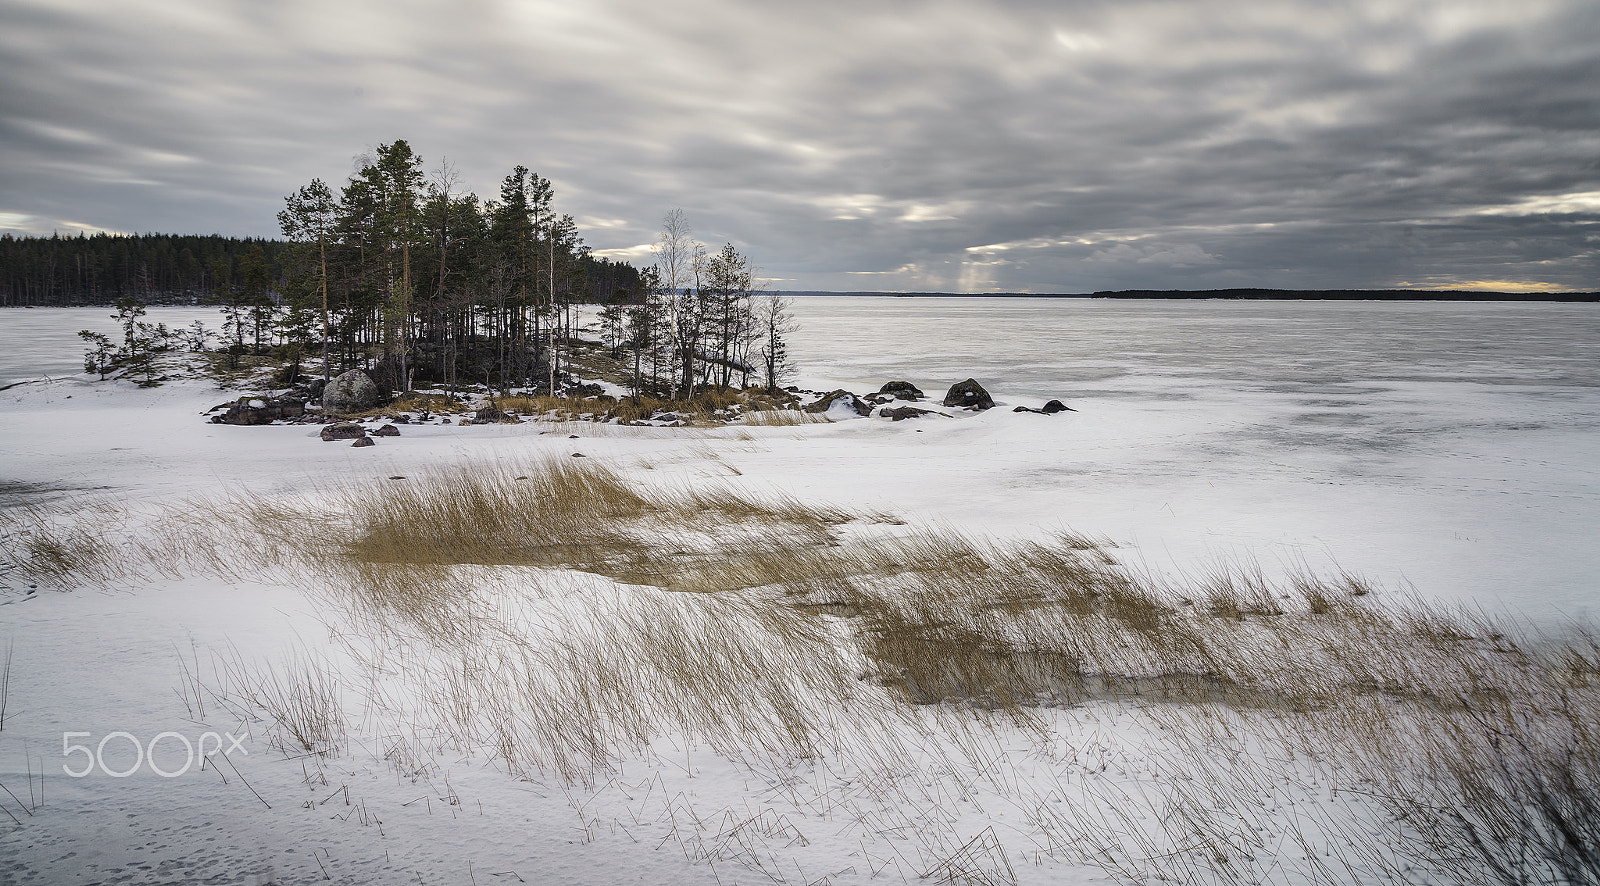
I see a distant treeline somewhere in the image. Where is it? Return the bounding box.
[0,232,292,306]
[0,228,642,311]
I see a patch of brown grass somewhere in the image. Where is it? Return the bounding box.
[14,455,1600,886]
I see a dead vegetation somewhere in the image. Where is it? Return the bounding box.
[3,457,1596,886]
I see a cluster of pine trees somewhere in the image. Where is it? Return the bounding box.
[6,138,796,398]
[276,140,791,397]
[604,208,795,398]
[0,233,289,306]
[275,140,641,392]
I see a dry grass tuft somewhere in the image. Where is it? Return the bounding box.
[741,409,831,427]
[233,651,348,754]
[0,499,131,587]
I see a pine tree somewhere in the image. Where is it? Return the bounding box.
[757,294,795,392]
[702,243,756,388]
[278,178,337,380]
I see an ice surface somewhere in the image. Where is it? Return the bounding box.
[0,306,219,388]
[782,297,1600,623]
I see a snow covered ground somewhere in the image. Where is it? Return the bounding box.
[0,299,1595,885]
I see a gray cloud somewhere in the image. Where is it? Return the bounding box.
[2,0,1596,291]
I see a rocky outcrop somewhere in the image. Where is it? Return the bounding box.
[472,406,523,424]
[804,390,873,417]
[880,405,936,421]
[1014,399,1077,415]
[877,381,925,401]
[373,424,401,437]
[212,395,306,425]
[942,378,994,410]
[321,370,380,416]
[320,421,367,442]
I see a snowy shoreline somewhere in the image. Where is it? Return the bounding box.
[2,301,1598,885]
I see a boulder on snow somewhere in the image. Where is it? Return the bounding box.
[351,436,376,447]
[804,390,872,417]
[1041,399,1074,414]
[212,395,306,426]
[321,369,380,416]
[877,381,925,401]
[320,421,367,442]
[942,378,994,410]
[880,405,936,421]
[373,424,401,437]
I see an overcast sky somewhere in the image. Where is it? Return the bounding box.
[2,0,1597,292]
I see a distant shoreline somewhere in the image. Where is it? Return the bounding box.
[778,288,1600,302]
[6,288,1598,310]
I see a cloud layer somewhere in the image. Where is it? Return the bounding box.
[3,0,1597,291]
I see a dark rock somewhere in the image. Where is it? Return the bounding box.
[942,378,994,410]
[877,381,925,401]
[322,369,380,416]
[571,452,587,458]
[351,436,376,447]
[306,378,327,401]
[473,406,523,424]
[804,389,872,416]
[212,395,307,426]
[320,421,367,441]
[391,414,410,424]
[1014,400,1074,415]
[373,424,401,437]
[881,406,935,421]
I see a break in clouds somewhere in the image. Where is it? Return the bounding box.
[2,0,1597,292]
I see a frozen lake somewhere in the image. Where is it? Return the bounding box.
[783,296,1600,625]
[1,298,1596,624]
[0,305,219,387]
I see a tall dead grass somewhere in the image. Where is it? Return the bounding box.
[740,409,831,427]
[6,457,1598,885]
